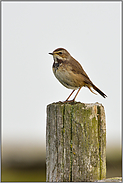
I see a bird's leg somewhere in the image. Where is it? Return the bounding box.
[72,87,82,101]
[65,89,75,101]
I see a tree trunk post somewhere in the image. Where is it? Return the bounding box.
[46,102,106,182]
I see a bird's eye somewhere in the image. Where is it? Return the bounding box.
[59,52,62,55]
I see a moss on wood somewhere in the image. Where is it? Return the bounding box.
[46,102,106,182]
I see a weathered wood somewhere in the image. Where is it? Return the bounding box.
[46,102,106,182]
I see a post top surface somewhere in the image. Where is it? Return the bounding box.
[47,101,104,108]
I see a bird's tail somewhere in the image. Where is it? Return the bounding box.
[88,83,107,98]
[91,84,107,98]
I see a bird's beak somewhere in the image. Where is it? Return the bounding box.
[49,52,53,55]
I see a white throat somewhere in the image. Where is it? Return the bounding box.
[53,54,62,63]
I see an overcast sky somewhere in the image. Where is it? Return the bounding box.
[2,2,121,154]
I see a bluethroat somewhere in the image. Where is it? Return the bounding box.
[49,48,107,102]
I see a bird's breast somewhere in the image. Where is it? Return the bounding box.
[52,62,79,90]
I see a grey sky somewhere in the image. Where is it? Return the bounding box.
[2,2,121,154]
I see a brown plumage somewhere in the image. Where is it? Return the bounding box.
[49,48,107,102]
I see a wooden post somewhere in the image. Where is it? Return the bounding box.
[46,102,106,182]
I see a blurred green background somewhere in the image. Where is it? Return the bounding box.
[1,144,121,182]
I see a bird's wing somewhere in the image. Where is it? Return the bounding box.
[65,58,92,84]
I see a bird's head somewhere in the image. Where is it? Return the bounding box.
[49,48,71,62]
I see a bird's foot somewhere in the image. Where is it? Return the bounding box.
[63,99,75,103]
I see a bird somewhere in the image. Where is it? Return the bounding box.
[49,48,107,102]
